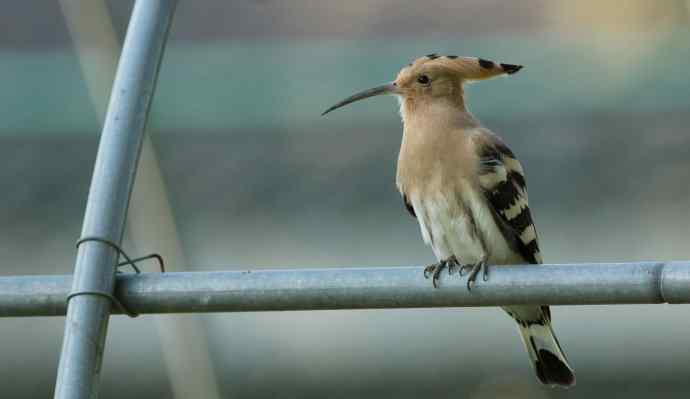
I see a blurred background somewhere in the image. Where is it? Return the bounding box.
[1,0,690,397]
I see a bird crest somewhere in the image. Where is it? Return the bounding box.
[396,54,522,86]
[322,54,522,115]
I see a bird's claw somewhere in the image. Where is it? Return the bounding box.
[424,257,461,288]
[424,262,444,288]
[465,260,488,291]
[425,258,488,290]
[457,263,472,276]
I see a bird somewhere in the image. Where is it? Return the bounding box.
[322,54,575,387]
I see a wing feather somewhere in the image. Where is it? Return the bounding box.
[476,134,543,264]
[402,194,416,218]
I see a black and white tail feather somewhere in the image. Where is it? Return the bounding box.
[509,307,576,387]
[478,131,576,387]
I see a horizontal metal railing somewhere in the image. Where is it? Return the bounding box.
[2,261,688,318]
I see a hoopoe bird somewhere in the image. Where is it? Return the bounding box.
[323,54,575,387]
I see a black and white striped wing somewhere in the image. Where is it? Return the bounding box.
[477,137,543,265]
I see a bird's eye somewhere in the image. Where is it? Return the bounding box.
[417,74,430,85]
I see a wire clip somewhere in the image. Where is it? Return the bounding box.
[65,236,165,318]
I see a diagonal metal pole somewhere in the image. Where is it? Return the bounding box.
[54,1,177,398]
[58,1,222,398]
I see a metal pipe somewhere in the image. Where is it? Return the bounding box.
[2,262,687,318]
[53,1,176,398]
[59,1,221,397]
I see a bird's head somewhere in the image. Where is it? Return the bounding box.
[322,54,522,116]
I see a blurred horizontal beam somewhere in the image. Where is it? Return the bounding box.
[3,32,690,136]
[1,261,689,317]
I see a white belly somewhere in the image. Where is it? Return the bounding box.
[409,184,517,265]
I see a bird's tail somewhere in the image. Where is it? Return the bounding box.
[514,310,576,387]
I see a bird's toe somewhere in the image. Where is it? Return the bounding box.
[465,260,487,291]
[424,260,452,288]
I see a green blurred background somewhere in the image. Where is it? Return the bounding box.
[1,1,690,398]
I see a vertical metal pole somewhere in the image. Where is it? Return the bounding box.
[54,1,177,398]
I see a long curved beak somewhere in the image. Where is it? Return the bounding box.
[322,83,398,116]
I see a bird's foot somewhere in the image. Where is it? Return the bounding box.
[461,260,489,291]
[423,257,459,288]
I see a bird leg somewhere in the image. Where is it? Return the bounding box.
[423,257,459,288]
[446,256,459,275]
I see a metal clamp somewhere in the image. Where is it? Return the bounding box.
[66,236,166,317]
[66,290,139,318]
